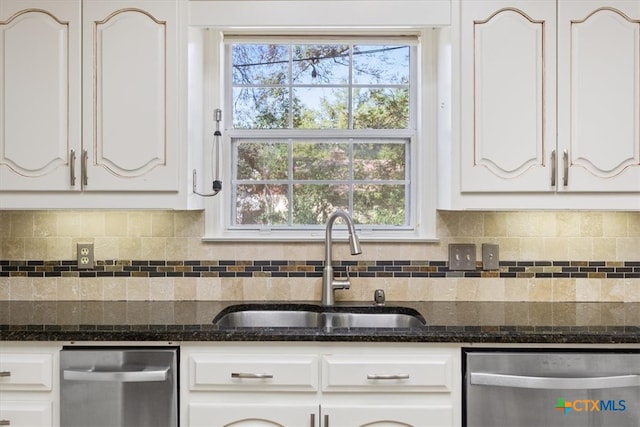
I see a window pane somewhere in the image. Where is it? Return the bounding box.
[353,45,410,85]
[232,87,290,129]
[237,142,289,180]
[232,44,289,85]
[353,88,409,129]
[353,143,405,180]
[293,142,349,180]
[353,184,406,225]
[292,44,350,84]
[236,184,289,225]
[292,184,349,225]
[293,87,349,129]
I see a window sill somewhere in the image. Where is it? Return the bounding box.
[202,228,438,243]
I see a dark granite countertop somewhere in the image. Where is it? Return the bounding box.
[1,301,638,344]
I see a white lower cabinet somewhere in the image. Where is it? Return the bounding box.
[0,343,62,427]
[323,405,450,427]
[181,343,461,427]
[0,401,53,427]
[189,403,318,426]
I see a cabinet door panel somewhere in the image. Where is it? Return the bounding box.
[0,401,52,427]
[460,1,556,192]
[323,404,452,427]
[558,1,640,192]
[0,0,81,191]
[189,403,317,427]
[83,0,179,191]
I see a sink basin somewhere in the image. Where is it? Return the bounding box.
[213,304,426,329]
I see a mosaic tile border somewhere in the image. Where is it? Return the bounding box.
[1,260,639,279]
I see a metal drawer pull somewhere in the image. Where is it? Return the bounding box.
[0,371,10,377]
[231,372,274,379]
[367,373,410,380]
[70,149,76,186]
[310,413,315,427]
[470,373,640,390]
[63,366,169,382]
[81,149,88,186]
[324,414,329,427]
[0,420,10,426]
[562,149,569,186]
[550,149,556,187]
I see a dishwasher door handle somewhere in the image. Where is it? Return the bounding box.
[63,366,169,382]
[470,373,640,390]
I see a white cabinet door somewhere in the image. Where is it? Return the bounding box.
[557,0,640,192]
[0,401,53,427]
[82,0,180,191]
[189,403,318,427]
[459,0,556,192]
[0,0,81,191]
[323,405,452,427]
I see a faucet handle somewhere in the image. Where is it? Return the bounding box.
[334,265,354,282]
[374,289,386,305]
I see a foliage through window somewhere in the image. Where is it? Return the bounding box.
[227,38,416,229]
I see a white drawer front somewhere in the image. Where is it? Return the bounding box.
[322,354,452,392]
[0,401,53,427]
[0,354,53,391]
[189,354,319,391]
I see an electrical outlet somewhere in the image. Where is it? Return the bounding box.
[77,243,94,269]
[482,243,500,270]
[448,243,476,270]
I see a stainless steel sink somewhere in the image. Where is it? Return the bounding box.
[214,310,320,328]
[213,304,426,329]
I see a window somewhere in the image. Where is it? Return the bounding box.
[197,27,439,242]
[229,39,413,229]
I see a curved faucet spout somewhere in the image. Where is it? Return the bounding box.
[322,210,362,306]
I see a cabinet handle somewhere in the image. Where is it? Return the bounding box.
[0,420,10,426]
[0,371,10,377]
[70,149,76,186]
[230,372,274,379]
[470,373,640,389]
[82,149,88,186]
[550,149,556,187]
[324,414,329,427]
[367,373,410,380]
[562,149,569,187]
[64,367,169,382]
[310,413,315,427]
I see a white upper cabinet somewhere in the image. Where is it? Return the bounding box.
[557,0,640,192]
[82,0,179,192]
[0,0,81,191]
[460,1,556,193]
[0,0,198,209]
[449,0,640,209]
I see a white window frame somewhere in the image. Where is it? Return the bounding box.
[191,1,446,242]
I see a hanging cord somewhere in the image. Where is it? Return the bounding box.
[193,109,223,197]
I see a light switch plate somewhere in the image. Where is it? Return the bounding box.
[448,243,476,270]
[482,243,499,270]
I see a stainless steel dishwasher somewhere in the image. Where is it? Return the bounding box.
[464,349,640,427]
[60,347,178,427]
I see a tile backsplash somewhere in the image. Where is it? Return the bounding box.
[1,210,638,302]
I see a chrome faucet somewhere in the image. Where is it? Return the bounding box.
[322,210,362,306]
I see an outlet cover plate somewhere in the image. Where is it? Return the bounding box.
[77,243,94,269]
[448,243,476,270]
